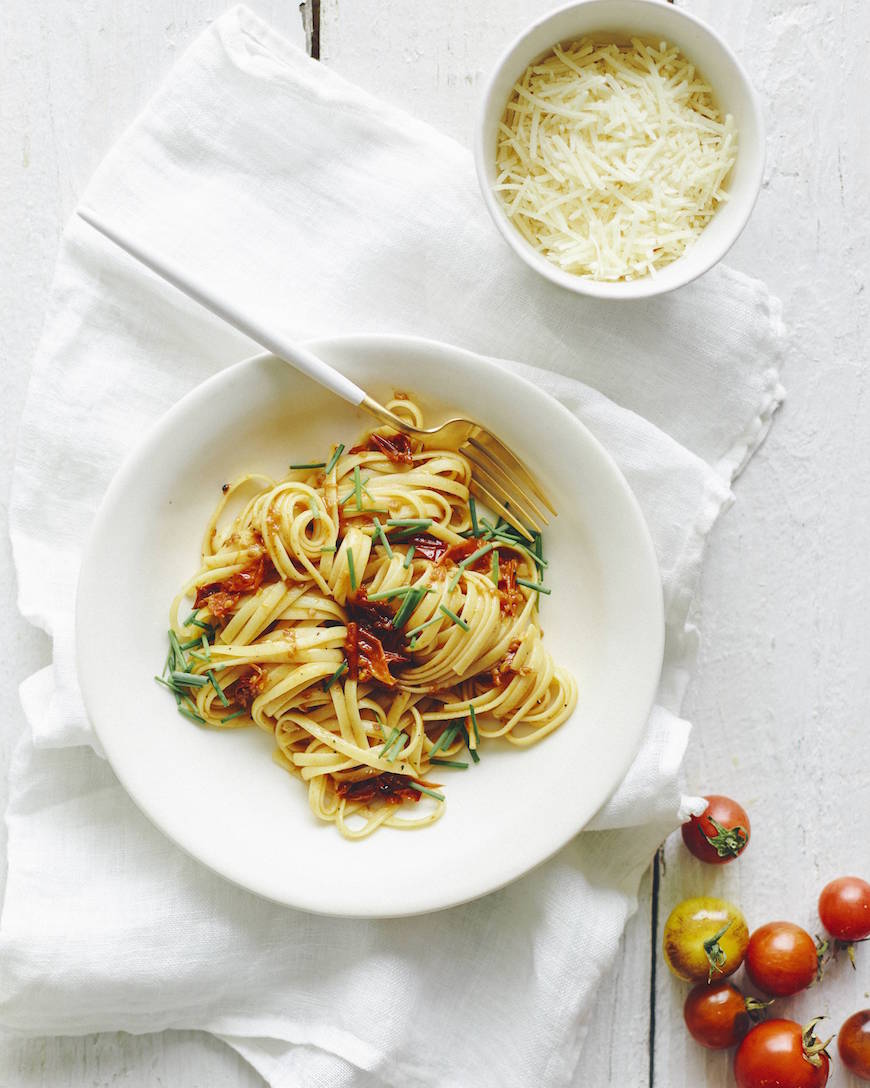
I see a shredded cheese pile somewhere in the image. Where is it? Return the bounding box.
[494,38,738,282]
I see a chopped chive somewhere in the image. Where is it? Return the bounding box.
[459,723,481,764]
[480,517,496,534]
[372,517,393,558]
[162,648,173,678]
[325,443,345,475]
[468,704,480,746]
[428,722,460,759]
[201,634,211,659]
[533,532,543,562]
[491,550,499,585]
[308,496,320,522]
[469,495,480,536]
[361,482,376,504]
[392,587,424,629]
[366,585,413,602]
[403,545,416,568]
[347,550,357,591]
[386,518,433,528]
[190,617,217,633]
[357,508,390,515]
[408,637,419,651]
[517,578,551,595]
[320,545,337,553]
[168,629,187,671]
[182,610,200,627]
[178,706,205,725]
[457,542,495,572]
[404,615,442,639]
[220,708,247,722]
[378,726,401,757]
[154,675,183,698]
[490,532,548,569]
[171,671,209,687]
[385,733,407,763]
[430,758,468,769]
[353,465,363,510]
[439,604,469,631]
[323,660,348,691]
[411,783,446,802]
[179,637,201,651]
[207,670,230,706]
[339,490,356,506]
[290,461,326,470]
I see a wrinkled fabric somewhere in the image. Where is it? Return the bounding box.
[2,8,785,1086]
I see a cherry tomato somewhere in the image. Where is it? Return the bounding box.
[663,897,749,983]
[745,921,818,996]
[735,1019,831,1088]
[839,1010,870,1081]
[682,794,750,864]
[818,876,870,941]
[684,981,758,1049]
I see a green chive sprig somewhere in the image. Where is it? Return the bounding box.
[323,660,348,691]
[290,461,326,470]
[439,604,469,631]
[517,578,551,595]
[430,758,468,769]
[347,550,357,592]
[411,783,445,802]
[325,444,345,475]
[372,518,393,558]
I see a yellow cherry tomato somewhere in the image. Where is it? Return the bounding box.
[663,896,749,983]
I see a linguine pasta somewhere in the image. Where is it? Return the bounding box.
[160,398,577,838]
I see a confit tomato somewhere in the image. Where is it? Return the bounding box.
[682,794,750,864]
[745,921,818,997]
[839,1010,870,1081]
[663,897,749,983]
[684,981,758,1050]
[735,1019,831,1088]
[818,876,870,942]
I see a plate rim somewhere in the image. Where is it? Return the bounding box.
[75,332,665,916]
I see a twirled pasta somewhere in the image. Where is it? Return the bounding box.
[160,398,577,838]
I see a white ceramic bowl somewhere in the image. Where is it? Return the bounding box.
[76,334,664,917]
[474,0,765,300]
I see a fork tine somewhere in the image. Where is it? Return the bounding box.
[462,446,550,527]
[467,432,558,516]
[463,450,545,533]
[468,479,535,542]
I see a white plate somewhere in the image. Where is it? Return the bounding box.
[76,335,663,917]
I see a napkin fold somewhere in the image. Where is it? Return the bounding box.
[2,7,785,1086]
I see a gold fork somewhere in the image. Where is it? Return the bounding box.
[361,397,554,540]
[77,208,555,541]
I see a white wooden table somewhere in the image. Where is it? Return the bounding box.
[2,1,868,1084]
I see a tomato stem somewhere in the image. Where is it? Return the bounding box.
[703,921,732,982]
[802,1017,834,1068]
[701,815,748,859]
[744,996,773,1023]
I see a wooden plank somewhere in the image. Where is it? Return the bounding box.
[0,3,305,1085]
[652,2,870,1086]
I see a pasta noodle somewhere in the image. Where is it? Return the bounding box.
[159,398,578,838]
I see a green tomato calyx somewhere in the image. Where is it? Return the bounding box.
[701,815,748,859]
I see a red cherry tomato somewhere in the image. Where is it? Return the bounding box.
[735,1019,831,1088]
[745,921,818,996]
[684,982,754,1050]
[818,876,870,941]
[839,1010,870,1081]
[681,795,750,864]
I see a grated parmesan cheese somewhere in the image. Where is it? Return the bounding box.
[494,38,738,282]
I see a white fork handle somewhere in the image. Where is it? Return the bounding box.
[76,208,367,408]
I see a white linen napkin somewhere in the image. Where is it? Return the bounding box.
[2,7,785,1086]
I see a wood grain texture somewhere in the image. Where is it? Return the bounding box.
[3,0,869,1085]
[0,3,302,1086]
